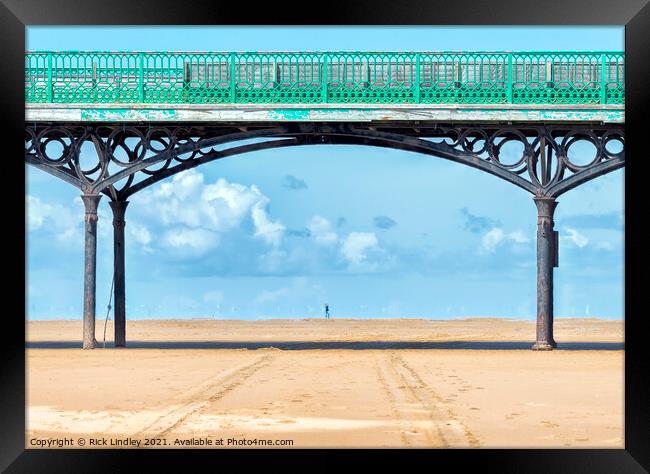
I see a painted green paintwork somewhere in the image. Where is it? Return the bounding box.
[269,109,311,120]
[25,51,625,106]
[80,108,177,121]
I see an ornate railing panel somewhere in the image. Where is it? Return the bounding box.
[511,52,625,105]
[25,51,625,105]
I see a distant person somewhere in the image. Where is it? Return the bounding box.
[324,303,330,319]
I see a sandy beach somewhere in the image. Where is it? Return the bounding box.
[26,318,624,448]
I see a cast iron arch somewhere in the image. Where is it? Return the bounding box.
[25,123,624,202]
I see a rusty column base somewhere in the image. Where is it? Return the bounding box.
[82,339,98,350]
[531,341,557,351]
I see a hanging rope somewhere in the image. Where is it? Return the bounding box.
[102,272,115,349]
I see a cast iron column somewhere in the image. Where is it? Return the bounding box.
[532,196,558,350]
[81,194,101,350]
[109,200,129,348]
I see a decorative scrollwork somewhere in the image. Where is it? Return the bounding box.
[25,123,624,200]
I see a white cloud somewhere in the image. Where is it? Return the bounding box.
[128,222,152,246]
[480,227,530,253]
[481,228,505,253]
[163,227,219,253]
[258,248,289,273]
[26,195,82,242]
[252,198,285,247]
[201,180,264,231]
[26,195,47,231]
[341,232,379,264]
[563,227,589,248]
[131,170,285,253]
[508,229,530,244]
[308,216,338,245]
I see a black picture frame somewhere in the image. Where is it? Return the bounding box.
[2,0,648,472]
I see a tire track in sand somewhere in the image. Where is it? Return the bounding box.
[390,353,480,447]
[376,352,479,447]
[373,354,411,446]
[133,352,276,439]
[376,352,445,446]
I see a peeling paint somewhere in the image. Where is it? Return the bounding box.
[457,108,624,122]
[81,109,177,121]
[27,105,624,124]
[269,109,311,120]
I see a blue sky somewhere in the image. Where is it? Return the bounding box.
[26,26,624,320]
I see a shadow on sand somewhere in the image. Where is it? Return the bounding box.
[25,340,624,350]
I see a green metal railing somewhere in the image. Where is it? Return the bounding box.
[25,51,625,105]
